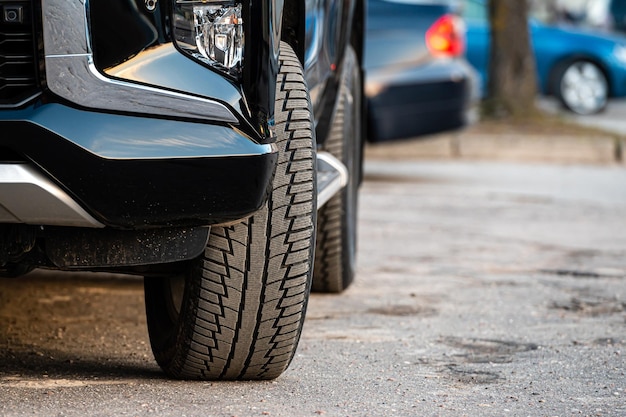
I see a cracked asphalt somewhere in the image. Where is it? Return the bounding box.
[1,160,625,416]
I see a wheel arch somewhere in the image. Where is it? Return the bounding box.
[281,0,306,65]
[351,0,366,185]
[351,0,365,65]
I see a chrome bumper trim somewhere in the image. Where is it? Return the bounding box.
[41,0,238,124]
[0,164,104,228]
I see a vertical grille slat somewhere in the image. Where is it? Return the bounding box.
[0,0,40,106]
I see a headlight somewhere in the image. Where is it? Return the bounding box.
[173,1,244,77]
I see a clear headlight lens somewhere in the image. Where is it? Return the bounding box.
[174,1,244,77]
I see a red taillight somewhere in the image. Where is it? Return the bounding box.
[426,14,465,57]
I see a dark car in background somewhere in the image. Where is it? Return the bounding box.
[465,0,626,115]
[365,0,477,142]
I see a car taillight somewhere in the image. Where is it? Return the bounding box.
[425,14,465,57]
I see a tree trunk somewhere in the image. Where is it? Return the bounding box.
[483,0,538,119]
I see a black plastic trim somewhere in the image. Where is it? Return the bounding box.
[46,226,210,268]
[242,0,281,140]
[1,104,277,228]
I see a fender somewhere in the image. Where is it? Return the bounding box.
[88,0,285,143]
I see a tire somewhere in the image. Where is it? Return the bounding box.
[144,42,316,380]
[312,45,362,293]
[554,60,608,115]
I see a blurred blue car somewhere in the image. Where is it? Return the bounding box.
[464,0,626,114]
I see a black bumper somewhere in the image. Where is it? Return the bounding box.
[366,60,476,143]
[1,103,277,229]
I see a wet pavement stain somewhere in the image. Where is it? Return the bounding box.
[592,337,624,346]
[444,365,504,384]
[540,268,626,279]
[440,337,539,364]
[367,305,437,317]
[550,296,626,316]
[416,337,540,385]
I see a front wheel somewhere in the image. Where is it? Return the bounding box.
[144,42,316,380]
[554,60,608,115]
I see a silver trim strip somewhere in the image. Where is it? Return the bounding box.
[316,152,348,208]
[46,53,91,58]
[0,164,104,228]
[41,0,238,124]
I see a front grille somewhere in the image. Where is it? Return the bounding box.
[0,0,39,106]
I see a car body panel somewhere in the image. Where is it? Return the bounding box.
[1,105,277,228]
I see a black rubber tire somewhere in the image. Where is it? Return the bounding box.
[312,45,362,293]
[554,60,608,115]
[144,42,317,380]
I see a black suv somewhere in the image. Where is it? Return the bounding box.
[0,0,364,380]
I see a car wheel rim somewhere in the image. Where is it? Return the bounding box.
[561,62,608,114]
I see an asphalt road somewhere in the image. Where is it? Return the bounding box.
[1,160,625,416]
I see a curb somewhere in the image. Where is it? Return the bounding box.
[365,131,625,165]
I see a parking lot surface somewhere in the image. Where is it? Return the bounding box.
[1,160,625,416]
